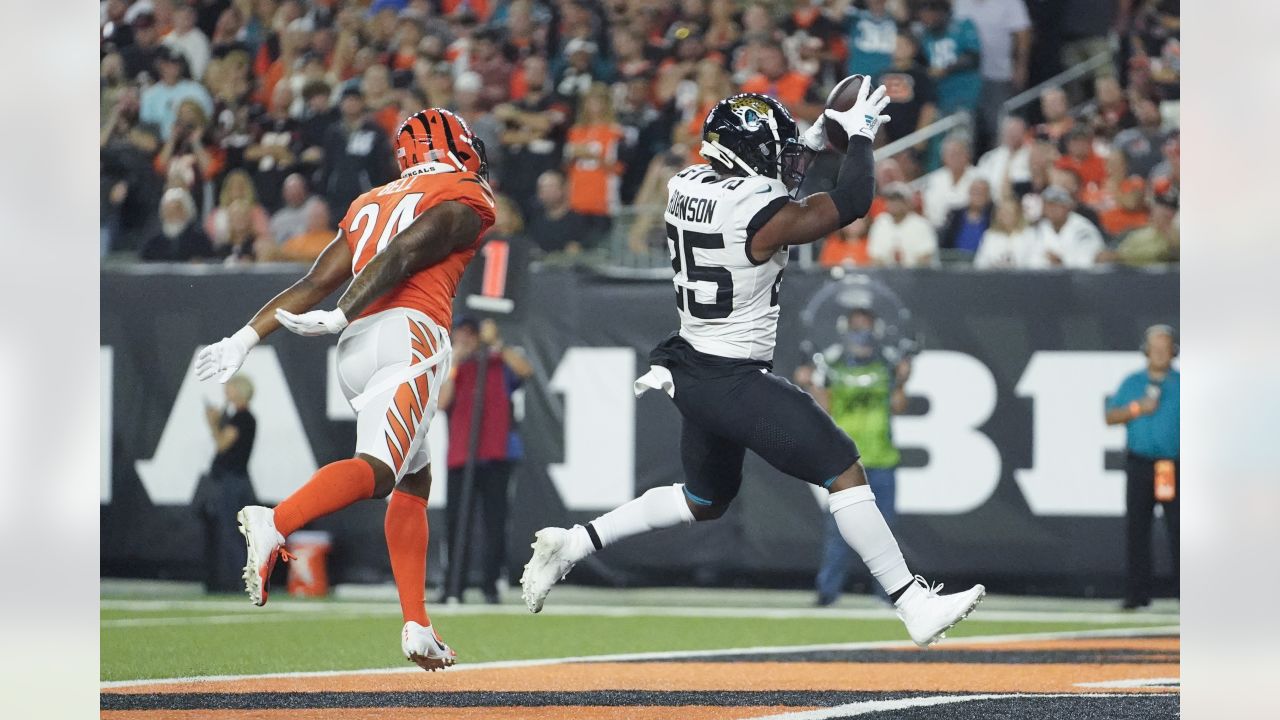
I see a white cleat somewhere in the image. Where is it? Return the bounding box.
[402,621,456,671]
[520,527,580,613]
[895,575,986,648]
[236,506,291,607]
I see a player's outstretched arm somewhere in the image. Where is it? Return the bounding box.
[196,233,354,382]
[749,84,891,263]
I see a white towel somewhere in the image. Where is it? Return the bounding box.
[633,364,676,399]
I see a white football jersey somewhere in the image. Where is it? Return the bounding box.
[664,164,790,362]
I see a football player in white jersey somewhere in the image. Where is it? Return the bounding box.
[521,83,985,647]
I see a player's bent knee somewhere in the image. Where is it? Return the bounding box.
[357,454,397,499]
[826,460,869,494]
[396,465,433,500]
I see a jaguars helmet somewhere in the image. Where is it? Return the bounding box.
[699,93,808,191]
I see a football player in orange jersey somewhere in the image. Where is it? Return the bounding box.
[196,108,497,671]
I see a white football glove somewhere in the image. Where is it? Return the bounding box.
[275,307,349,337]
[824,82,892,143]
[800,115,828,152]
[195,326,259,383]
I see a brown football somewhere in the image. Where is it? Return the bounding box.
[823,74,868,153]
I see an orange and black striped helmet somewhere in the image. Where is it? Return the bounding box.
[394,108,489,179]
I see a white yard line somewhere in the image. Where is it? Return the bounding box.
[1075,677,1180,689]
[744,693,1149,719]
[100,624,1179,689]
[101,599,1178,626]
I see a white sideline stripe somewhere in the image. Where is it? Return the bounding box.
[1075,677,1180,688]
[100,600,1178,626]
[745,693,1147,720]
[99,625,1178,689]
[101,612,397,628]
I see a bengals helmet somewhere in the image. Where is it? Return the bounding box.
[700,93,807,191]
[395,108,489,179]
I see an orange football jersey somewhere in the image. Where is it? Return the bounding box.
[340,168,496,328]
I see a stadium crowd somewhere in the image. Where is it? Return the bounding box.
[100,0,1180,268]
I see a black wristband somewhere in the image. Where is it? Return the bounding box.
[829,136,876,227]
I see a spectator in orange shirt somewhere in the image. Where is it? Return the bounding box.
[740,45,823,121]
[1099,177,1151,238]
[819,217,873,269]
[275,198,336,263]
[1055,128,1107,192]
[565,83,625,229]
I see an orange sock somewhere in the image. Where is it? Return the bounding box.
[385,490,430,626]
[274,458,376,537]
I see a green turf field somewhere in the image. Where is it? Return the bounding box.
[101,587,1179,682]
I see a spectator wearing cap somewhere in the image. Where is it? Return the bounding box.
[317,87,397,214]
[868,183,939,268]
[564,84,624,233]
[1098,176,1151,238]
[941,178,993,255]
[843,0,899,79]
[874,33,939,147]
[953,0,1032,152]
[740,45,823,122]
[1104,324,1179,610]
[556,38,604,99]
[163,3,212,82]
[141,46,214,140]
[917,0,983,117]
[1047,166,1105,234]
[1104,191,1178,266]
[121,11,165,81]
[974,199,1038,269]
[976,115,1031,198]
[1112,96,1166,179]
[526,169,591,256]
[140,187,216,262]
[920,135,980,229]
[1055,127,1107,191]
[1031,185,1105,268]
